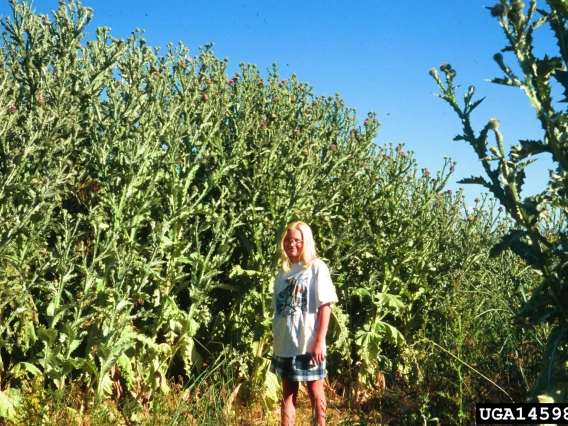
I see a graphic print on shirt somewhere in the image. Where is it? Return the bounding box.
[275,275,308,316]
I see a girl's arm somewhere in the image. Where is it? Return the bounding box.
[311,303,332,366]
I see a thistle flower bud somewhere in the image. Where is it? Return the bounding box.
[302,147,308,156]
[429,68,438,78]
[440,63,452,72]
[511,0,525,13]
[488,118,500,130]
[331,144,337,150]
[488,3,506,17]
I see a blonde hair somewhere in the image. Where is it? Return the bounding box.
[280,221,318,272]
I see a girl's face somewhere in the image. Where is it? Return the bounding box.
[283,228,304,264]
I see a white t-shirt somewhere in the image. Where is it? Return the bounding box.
[271,258,338,357]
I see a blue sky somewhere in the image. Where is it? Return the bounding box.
[2,0,560,203]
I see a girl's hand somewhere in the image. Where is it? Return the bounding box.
[311,303,332,365]
[311,340,326,365]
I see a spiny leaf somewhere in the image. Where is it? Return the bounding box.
[458,175,492,190]
[490,229,528,257]
[553,69,568,102]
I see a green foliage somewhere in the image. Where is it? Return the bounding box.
[432,0,568,403]
[0,0,545,423]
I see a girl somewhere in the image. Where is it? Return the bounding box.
[270,221,338,426]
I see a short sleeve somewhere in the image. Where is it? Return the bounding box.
[314,259,338,309]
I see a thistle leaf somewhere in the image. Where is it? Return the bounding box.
[490,230,528,257]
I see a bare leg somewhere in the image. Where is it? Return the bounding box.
[306,379,326,425]
[281,377,299,426]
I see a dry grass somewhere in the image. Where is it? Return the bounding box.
[5,378,387,426]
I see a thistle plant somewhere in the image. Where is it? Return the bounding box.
[432,0,568,402]
[0,0,546,422]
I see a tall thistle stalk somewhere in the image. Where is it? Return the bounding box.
[432,0,568,402]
